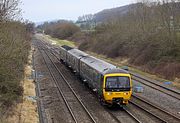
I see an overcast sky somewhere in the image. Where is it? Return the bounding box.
[21,0,134,22]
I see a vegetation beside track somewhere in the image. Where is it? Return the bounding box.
[0,22,32,109]
[0,0,34,120]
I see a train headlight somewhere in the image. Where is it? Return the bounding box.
[124,92,129,95]
[107,92,112,95]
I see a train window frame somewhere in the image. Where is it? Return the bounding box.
[105,76,131,91]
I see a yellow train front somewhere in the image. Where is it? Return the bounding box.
[102,70,132,105]
[79,55,132,106]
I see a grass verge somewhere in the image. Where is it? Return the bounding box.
[35,34,75,47]
[1,47,38,123]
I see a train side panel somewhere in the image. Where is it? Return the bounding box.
[59,45,73,63]
[59,47,67,63]
[79,61,103,95]
[66,51,74,68]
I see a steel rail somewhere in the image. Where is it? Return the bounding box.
[122,107,142,123]
[131,94,180,122]
[38,47,78,123]
[38,39,180,123]
[43,48,97,123]
[131,74,180,100]
[42,40,143,123]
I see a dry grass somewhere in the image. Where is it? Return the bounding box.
[173,78,180,88]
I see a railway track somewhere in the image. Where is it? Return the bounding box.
[32,43,47,123]
[44,43,153,123]
[130,94,180,123]
[107,107,142,123]
[48,50,142,123]
[39,41,144,123]
[131,73,180,100]
[36,39,180,123]
[38,47,97,123]
[49,47,169,123]
[48,39,180,102]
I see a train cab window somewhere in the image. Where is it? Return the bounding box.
[105,76,130,91]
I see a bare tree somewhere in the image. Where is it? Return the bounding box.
[0,0,21,21]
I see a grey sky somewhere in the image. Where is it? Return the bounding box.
[21,0,134,22]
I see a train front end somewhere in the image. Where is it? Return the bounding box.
[103,72,132,105]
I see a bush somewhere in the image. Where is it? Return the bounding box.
[0,21,31,108]
[39,21,80,40]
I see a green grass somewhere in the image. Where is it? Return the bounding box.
[45,35,75,47]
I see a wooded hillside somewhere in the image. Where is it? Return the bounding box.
[78,0,180,79]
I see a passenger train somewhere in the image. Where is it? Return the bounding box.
[59,45,132,106]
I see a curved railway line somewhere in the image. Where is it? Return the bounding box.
[35,39,180,123]
[50,51,142,123]
[49,41,180,101]
[37,45,96,123]
[49,46,178,123]
[41,40,180,102]
[47,50,142,123]
[37,41,143,123]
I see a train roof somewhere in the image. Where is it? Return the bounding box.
[68,48,88,58]
[104,68,129,75]
[81,55,117,74]
[61,45,73,51]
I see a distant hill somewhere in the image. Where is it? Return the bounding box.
[35,19,72,26]
[94,3,139,22]
[35,19,59,26]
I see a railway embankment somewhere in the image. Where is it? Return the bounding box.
[0,22,36,122]
[1,46,39,123]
